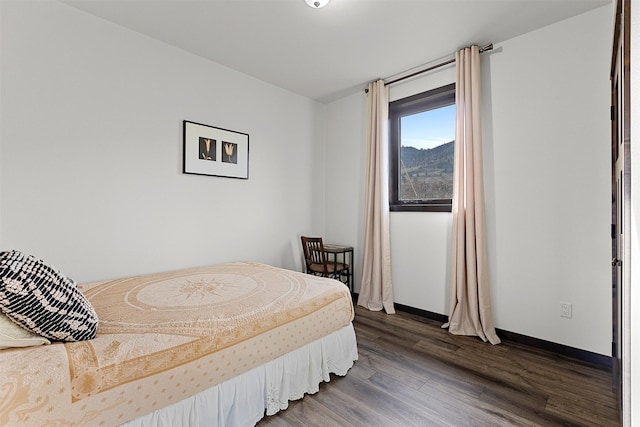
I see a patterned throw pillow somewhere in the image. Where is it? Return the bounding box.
[0,250,98,341]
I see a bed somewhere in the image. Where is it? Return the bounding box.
[0,261,358,426]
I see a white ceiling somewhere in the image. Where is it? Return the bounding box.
[61,0,611,103]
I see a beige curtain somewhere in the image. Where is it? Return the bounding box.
[357,80,395,314]
[443,46,500,344]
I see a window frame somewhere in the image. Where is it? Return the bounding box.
[389,83,456,213]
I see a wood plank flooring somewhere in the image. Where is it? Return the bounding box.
[258,306,620,427]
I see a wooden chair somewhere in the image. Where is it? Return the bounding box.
[300,236,350,283]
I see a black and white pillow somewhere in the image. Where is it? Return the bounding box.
[0,250,98,341]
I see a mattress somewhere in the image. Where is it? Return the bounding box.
[0,262,356,426]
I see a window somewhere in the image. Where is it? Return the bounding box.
[389,83,455,212]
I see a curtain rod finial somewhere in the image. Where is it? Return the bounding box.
[479,43,493,53]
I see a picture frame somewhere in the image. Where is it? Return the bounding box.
[183,120,249,179]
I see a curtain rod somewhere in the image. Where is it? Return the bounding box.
[365,43,493,93]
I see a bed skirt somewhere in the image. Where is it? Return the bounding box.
[122,323,358,427]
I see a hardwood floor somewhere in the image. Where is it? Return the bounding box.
[258,306,620,427]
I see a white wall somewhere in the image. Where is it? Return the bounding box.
[325,5,613,355]
[485,5,612,355]
[388,65,457,315]
[0,0,2,249]
[324,92,367,289]
[0,0,325,283]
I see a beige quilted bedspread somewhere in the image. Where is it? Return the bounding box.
[0,262,354,426]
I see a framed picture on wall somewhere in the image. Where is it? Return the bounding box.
[183,120,249,179]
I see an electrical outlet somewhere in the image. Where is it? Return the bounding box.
[560,302,572,319]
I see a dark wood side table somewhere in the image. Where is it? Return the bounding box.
[323,244,354,292]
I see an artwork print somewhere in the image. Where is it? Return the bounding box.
[199,138,216,161]
[222,142,237,164]
[183,121,249,179]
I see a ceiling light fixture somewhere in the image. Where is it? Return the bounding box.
[305,0,330,8]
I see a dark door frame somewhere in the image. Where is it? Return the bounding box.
[610,0,630,423]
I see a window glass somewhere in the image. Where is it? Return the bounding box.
[399,104,455,201]
[389,84,455,212]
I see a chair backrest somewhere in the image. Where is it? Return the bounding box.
[301,236,327,273]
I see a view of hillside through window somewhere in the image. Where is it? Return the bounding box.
[399,104,455,201]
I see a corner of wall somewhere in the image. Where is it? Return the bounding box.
[318,102,327,236]
[0,0,4,249]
